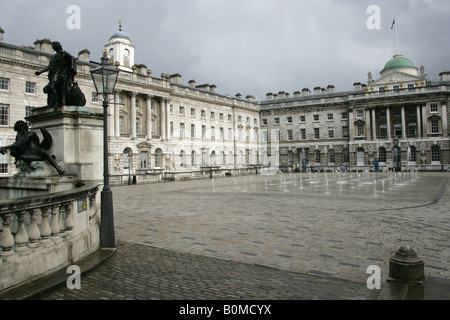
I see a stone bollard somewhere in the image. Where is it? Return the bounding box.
[388,245,425,284]
[380,245,425,300]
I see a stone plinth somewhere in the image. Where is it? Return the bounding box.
[26,105,104,182]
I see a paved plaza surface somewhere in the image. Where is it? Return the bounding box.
[38,171,450,300]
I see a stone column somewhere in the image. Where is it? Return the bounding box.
[441,100,448,137]
[165,98,170,140]
[114,90,120,138]
[365,107,372,140]
[146,95,153,140]
[421,104,428,137]
[160,98,166,141]
[401,105,406,139]
[371,107,377,140]
[416,104,422,138]
[348,107,354,141]
[386,106,391,140]
[131,92,137,139]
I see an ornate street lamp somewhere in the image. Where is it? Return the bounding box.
[90,50,119,248]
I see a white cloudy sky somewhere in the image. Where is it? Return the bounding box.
[1,0,449,99]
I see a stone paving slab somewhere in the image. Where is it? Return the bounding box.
[35,171,450,300]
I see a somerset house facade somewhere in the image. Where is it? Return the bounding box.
[0,26,449,181]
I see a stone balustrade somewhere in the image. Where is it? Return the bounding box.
[0,182,101,292]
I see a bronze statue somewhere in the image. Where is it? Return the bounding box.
[35,41,86,107]
[0,120,65,175]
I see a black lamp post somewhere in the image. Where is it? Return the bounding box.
[90,50,119,248]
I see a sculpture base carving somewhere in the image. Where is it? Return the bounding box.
[15,159,66,178]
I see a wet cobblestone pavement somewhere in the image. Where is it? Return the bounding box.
[37,171,450,300]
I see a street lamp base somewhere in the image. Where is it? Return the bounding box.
[100,189,116,248]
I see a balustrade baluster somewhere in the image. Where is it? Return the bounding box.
[65,202,74,235]
[58,203,67,238]
[50,205,61,243]
[40,206,52,246]
[14,211,31,254]
[28,208,42,249]
[0,213,15,257]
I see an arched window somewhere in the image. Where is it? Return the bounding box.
[343,148,349,163]
[408,146,416,162]
[180,150,185,167]
[357,148,365,166]
[431,145,441,163]
[123,148,132,169]
[287,150,293,165]
[155,148,162,167]
[329,149,335,163]
[211,151,216,166]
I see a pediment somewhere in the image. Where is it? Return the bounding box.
[137,141,152,149]
[371,71,422,86]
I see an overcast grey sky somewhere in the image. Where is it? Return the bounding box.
[1,0,449,99]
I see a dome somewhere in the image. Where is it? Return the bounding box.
[381,54,417,74]
[109,30,131,42]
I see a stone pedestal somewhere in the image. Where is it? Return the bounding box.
[26,105,104,182]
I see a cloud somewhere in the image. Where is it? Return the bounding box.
[1,0,449,98]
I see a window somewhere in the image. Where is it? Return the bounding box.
[343,148,350,163]
[288,151,293,164]
[0,139,8,173]
[287,129,293,141]
[246,117,249,123]
[431,119,439,133]
[408,123,417,136]
[327,113,334,121]
[155,149,162,167]
[300,115,306,122]
[328,128,334,138]
[179,150,185,167]
[25,81,36,94]
[342,126,349,137]
[315,150,321,163]
[135,99,140,109]
[191,124,195,138]
[201,110,205,118]
[431,145,440,162]
[211,126,215,140]
[123,153,130,169]
[0,78,9,90]
[379,87,386,93]
[300,128,306,140]
[119,116,124,133]
[141,151,148,169]
[92,92,99,102]
[357,148,365,166]
[211,111,215,120]
[329,150,335,163]
[394,123,402,137]
[220,127,224,140]
[179,106,185,115]
[210,151,216,165]
[356,110,363,118]
[190,108,195,117]
[0,104,9,126]
[314,128,320,139]
[238,115,242,123]
[119,96,125,106]
[219,113,223,121]
[379,147,386,163]
[379,109,386,118]
[357,125,364,137]
[408,146,416,162]
[341,112,348,120]
[408,108,416,116]
[407,83,414,90]
[26,106,35,125]
[262,119,267,125]
[287,116,292,124]
[393,85,400,92]
[136,118,140,134]
[313,114,319,121]
[274,117,280,125]
[191,151,196,166]
[228,128,232,140]
[379,125,387,138]
[202,125,206,139]
[228,114,232,122]
[180,123,185,138]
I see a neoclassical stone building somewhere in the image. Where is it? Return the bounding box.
[0,25,449,180]
[260,54,450,172]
